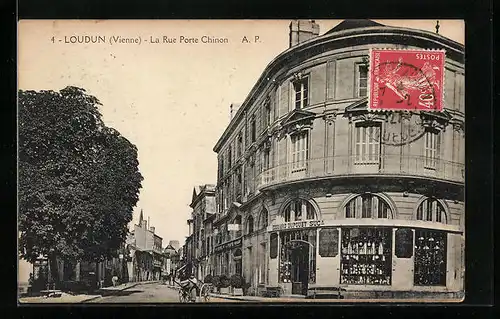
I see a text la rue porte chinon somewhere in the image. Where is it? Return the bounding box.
[53,35,260,45]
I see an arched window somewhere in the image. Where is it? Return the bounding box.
[282,199,317,222]
[246,216,254,234]
[344,193,392,219]
[416,198,447,223]
[233,215,242,238]
[259,208,269,229]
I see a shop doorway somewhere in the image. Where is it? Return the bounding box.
[287,241,310,295]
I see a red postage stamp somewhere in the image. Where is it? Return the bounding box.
[368,49,445,112]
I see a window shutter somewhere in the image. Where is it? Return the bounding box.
[279,81,290,118]
[270,233,278,259]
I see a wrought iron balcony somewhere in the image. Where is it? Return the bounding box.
[257,155,464,190]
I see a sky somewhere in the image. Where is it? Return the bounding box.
[18,19,464,253]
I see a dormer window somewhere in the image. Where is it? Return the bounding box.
[293,76,309,109]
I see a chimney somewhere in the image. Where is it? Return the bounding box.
[229,103,241,121]
[289,20,320,47]
[150,226,155,233]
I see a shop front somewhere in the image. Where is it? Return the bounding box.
[213,237,243,276]
[267,220,463,296]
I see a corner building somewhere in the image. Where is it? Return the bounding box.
[212,20,464,299]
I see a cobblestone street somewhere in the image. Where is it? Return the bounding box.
[86,283,238,303]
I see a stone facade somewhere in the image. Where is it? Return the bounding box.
[211,20,464,298]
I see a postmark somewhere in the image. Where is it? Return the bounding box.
[368,49,445,112]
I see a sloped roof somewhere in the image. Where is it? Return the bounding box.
[325,19,385,35]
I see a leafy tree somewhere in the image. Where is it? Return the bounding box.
[18,86,143,283]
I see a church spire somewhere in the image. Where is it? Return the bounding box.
[139,209,144,225]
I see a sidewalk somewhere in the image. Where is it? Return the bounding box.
[208,292,465,303]
[19,281,160,304]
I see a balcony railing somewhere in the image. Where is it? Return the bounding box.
[257,155,464,189]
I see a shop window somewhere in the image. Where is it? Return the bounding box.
[340,227,392,285]
[414,229,447,286]
[395,228,414,258]
[282,199,317,222]
[293,76,309,109]
[319,228,339,257]
[290,131,308,171]
[355,122,381,164]
[416,197,447,223]
[344,194,392,219]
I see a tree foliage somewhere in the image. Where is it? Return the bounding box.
[18,86,143,269]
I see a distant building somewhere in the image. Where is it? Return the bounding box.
[168,240,180,252]
[186,184,216,280]
[127,210,163,281]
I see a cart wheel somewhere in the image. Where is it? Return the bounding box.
[201,284,211,302]
[190,288,197,302]
[178,290,186,303]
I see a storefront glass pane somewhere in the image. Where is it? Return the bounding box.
[340,227,392,285]
[414,229,447,286]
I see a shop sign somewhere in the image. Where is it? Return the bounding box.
[214,238,242,253]
[272,220,324,231]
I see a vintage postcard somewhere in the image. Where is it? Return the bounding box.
[17,19,465,304]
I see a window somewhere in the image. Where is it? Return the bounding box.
[416,198,447,223]
[237,133,243,158]
[424,130,441,169]
[246,216,254,234]
[282,199,316,222]
[355,123,381,164]
[340,227,392,285]
[414,230,447,286]
[265,103,271,127]
[236,167,242,198]
[357,64,368,97]
[293,77,309,109]
[290,131,308,171]
[259,208,269,229]
[263,148,270,172]
[344,194,392,219]
[251,116,256,143]
[228,147,232,168]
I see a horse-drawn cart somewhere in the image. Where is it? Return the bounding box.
[173,266,213,303]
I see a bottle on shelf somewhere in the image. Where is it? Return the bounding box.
[378,242,384,255]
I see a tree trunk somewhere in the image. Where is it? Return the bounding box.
[48,254,59,289]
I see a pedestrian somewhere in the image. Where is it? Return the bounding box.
[112,274,119,287]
